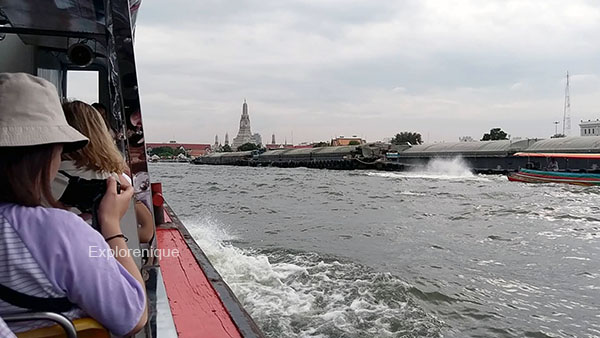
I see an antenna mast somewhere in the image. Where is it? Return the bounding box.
[562,71,571,135]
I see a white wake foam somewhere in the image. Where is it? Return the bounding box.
[420,157,473,176]
[368,157,488,181]
[181,215,443,338]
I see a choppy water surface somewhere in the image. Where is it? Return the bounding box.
[150,159,600,338]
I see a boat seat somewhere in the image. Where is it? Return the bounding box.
[3,312,109,338]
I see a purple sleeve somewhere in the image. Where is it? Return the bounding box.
[0,317,17,338]
[10,207,145,336]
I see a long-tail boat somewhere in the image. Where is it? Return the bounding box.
[508,152,600,186]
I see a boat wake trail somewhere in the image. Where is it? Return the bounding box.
[419,157,474,177]
[368,157,488,181]
[183,215,444,338]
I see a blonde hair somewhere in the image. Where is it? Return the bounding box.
[62,101,125,174]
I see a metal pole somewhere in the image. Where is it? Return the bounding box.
[563,71,570,135]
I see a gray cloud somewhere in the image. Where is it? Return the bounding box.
[135,0,600,144]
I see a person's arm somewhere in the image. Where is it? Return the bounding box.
[135,201,155,243]
[98,176,148,335]
[15,207,147,336]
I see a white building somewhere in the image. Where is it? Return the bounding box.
[579,119,600,136]
[252,133,262,146]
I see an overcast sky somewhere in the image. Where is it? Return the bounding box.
[132,0,600,144]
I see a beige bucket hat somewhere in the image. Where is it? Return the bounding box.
[0,72,88,152]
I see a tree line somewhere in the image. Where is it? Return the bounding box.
[148,146,187,158]
[389,128,513,145]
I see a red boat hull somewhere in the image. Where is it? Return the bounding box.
[507,169,600,186]
[156,204,264,338]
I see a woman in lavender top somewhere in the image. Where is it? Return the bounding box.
[0,73,148,336]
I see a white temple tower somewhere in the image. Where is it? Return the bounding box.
[232,99,255,149]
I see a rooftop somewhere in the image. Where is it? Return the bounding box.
[523,136,600,153]
[147,142,211,150]
[399,139,539,156]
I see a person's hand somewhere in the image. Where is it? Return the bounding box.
[98,175,134,237]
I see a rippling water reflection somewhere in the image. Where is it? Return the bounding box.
[150,162,600,338]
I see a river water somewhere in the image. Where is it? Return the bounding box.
[149,159,600,338]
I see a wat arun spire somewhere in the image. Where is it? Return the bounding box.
[232,99,258,149]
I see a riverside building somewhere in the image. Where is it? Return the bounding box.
[580,119,600,136]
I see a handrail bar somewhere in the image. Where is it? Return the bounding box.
[3,312,77,338]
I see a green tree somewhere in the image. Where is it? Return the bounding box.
[149,146,175,158]
[237,143,259,151]
[348,140,361,145]
[313,141,329,148]
[550,133,566,138]
[221,144,232,152]
[391,132,423,145]
[481,128,508,141]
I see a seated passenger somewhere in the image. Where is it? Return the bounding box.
[547,158,559,171]
[54,100,155,243]
[91,102,118,141]
[0,73,147,336]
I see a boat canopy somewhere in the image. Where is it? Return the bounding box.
[278,148,315,155]
[315,146,358,154]
[0,0,140,35]
[514,152,600,159]
[221,151,253,157]
[398,139,539,157]
[522,136,600,153]
[258,149,289,158]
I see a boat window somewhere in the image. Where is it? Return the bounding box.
[0,33,35,74]
[66,70,99,104]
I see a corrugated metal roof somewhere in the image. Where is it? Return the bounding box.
[400,139,538,155]
[259,149,291,157]
[259,146,356,157]
[316,146,357,154]
[222,151,252,157]
[282,148,315,155]
[523,136,600,152]
[203,153,225,158]
[202,151,252,158]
